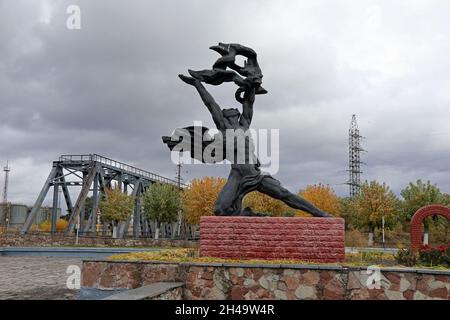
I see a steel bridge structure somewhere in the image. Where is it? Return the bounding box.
[21,154,185,238]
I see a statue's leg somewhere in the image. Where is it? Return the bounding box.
[214,169,242,216]
[257,177,332,217]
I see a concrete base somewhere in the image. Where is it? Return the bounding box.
[200,216,345,262]
[103,282,184,300]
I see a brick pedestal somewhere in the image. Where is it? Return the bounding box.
[200,216,345,263]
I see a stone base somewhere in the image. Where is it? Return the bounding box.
[200,216,345,262]
[82,260,450,300]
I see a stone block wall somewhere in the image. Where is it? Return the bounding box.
[200,217,345,262]
[81,260,450,300]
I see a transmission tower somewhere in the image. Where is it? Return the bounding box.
[2,161,10,227]
[176,161,183,189]
[347,115,365,198]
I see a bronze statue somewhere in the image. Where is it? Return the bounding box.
[163,43,331,217]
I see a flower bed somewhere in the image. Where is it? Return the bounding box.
[396,243,450,268]
[418,244,450,267]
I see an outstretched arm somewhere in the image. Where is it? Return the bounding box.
[239,86,255,128]
[179,74,225,130]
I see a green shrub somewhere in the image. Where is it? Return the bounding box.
[395,248,417,267]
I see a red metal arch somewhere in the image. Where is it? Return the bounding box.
[410,204,450,249]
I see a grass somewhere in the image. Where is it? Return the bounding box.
[109,249,342,266]
[108,248,449,270]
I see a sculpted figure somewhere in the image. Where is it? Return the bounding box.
[164,43,331,217]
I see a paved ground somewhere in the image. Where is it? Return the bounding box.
[0,256,81,300]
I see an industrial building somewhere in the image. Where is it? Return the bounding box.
[0,203,61,229]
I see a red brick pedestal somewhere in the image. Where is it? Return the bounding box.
[200,216,345,263]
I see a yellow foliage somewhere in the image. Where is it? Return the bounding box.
[99,188,135,223]
[56,219,68,231]
[37,219,69,232]
[352,181,400,230]
[109,248,333,265]
[243,191,294,216]
[297,184,341,217]
[110,248,196,261]
[182,177,226,225]
[295,210,311,218]
[39,220,51,232]
[109,248,398,268]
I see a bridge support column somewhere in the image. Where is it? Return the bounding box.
[133,189,142,239]
[51,182,59,235]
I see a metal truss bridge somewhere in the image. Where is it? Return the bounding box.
[21,154,186,238]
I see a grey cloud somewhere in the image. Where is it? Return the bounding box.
[1,0,450,207]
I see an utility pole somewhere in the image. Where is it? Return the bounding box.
[176,161,182,189]
[2,161,10,228]
[175,160,186,239]
[347,115,365,198]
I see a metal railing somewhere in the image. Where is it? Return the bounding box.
[59,154,186,187]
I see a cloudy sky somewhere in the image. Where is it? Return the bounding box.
[1,0,450,206]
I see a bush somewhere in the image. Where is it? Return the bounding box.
[56,219,68,231]
[395,248,417,267]
[37,219,69,232]
[395,244,450,267]
[345,229,367,247]
[418,244,450,267]
[39,220,51,232]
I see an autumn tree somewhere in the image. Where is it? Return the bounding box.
[339,197,354,229]
[244,191,295,217]
[297,184,342,217]
[142,183,181,239]
[99,188,135,238]
[400,179,449,243]
[401,180,448,219]
[351,180,400,246]
[183,177,226,225]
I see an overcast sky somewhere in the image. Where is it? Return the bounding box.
[1,0,450,206]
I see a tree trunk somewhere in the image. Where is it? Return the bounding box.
[112,222,118,239]
[368,226,374,247]
[368,233,374,246]
[423,223,429,245]
[171,222,177,239]
[155,222,160,240]
[180,218,189,240]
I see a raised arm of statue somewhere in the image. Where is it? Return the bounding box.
[239,86,255,129]
[179,74,225,130]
